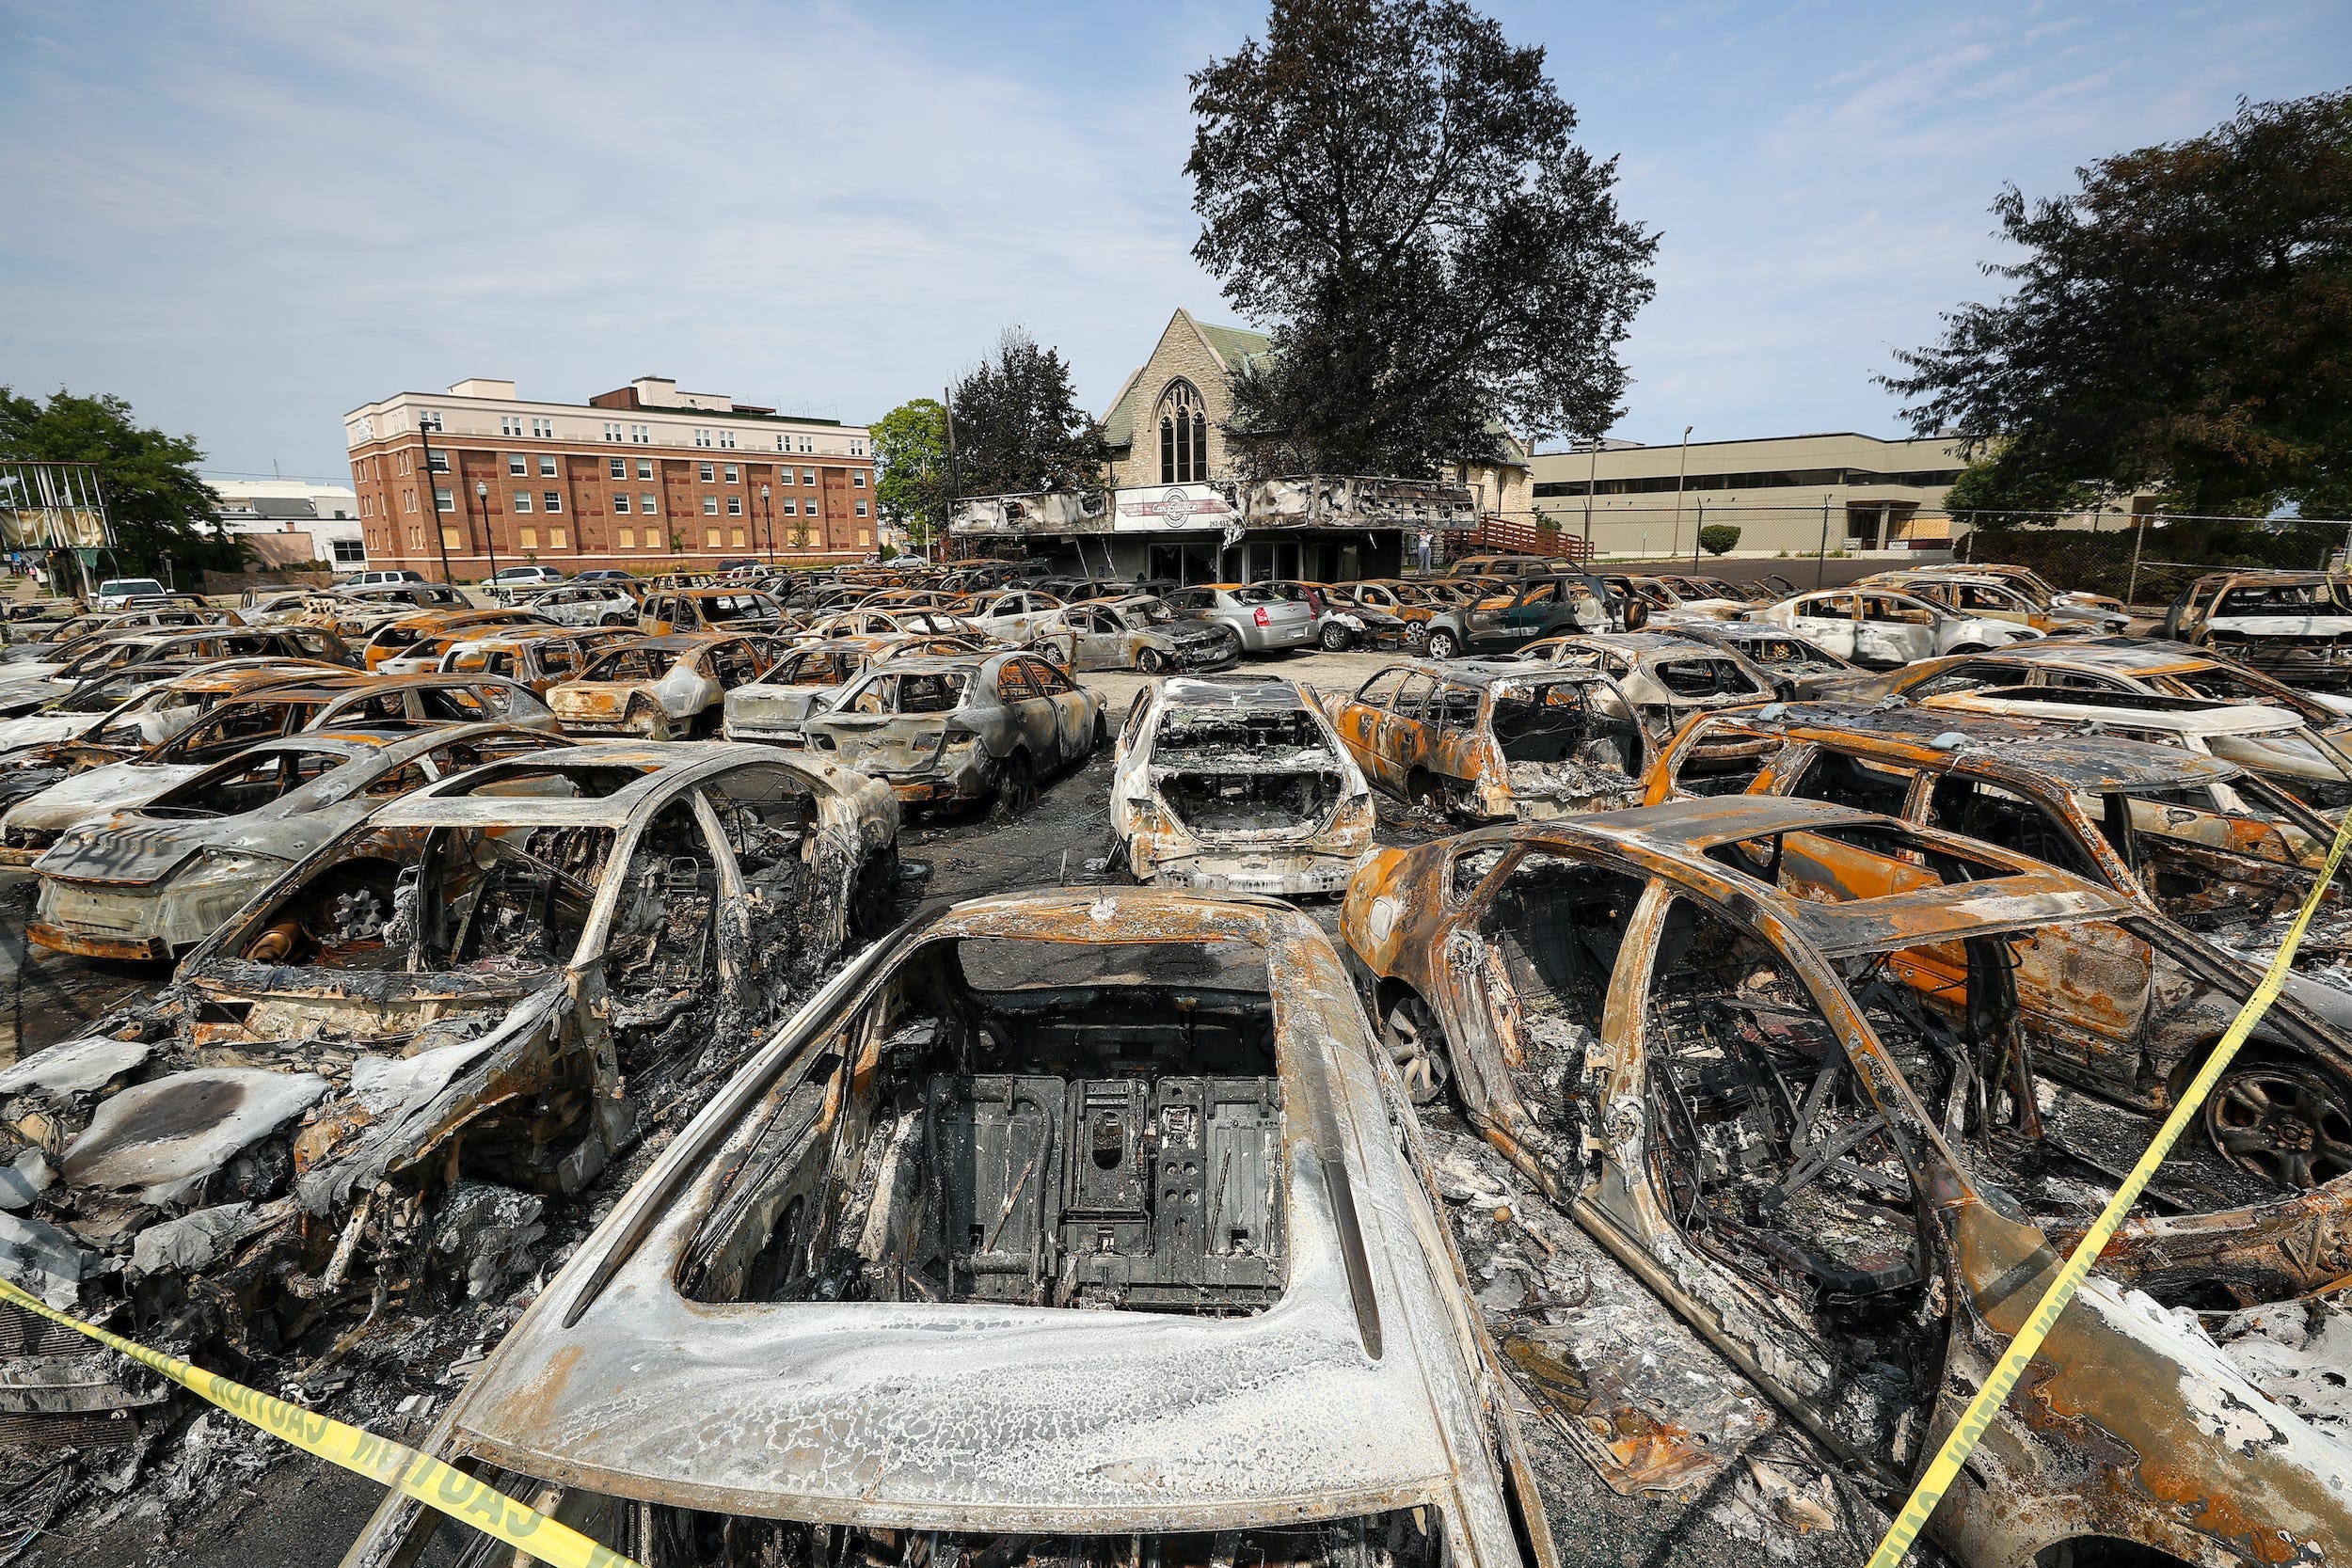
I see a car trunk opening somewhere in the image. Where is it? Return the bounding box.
[677,937,1287,1316]
[1152,706,1343,837]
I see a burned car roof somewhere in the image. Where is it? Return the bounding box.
[1720,701,2247,791]
[1156,673,1319,709]
[368,739,815,829]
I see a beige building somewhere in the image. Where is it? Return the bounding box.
[206,476,365,570]
[345,376,874,578]
[1530,431,1974,559]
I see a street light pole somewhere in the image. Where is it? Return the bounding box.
[475,481,500,592]
[1672,425,1692,565]
[760,484,774,567]
[1582,435,1599,562]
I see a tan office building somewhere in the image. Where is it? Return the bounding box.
[346,377,875,579]
[1530,431,1972,559]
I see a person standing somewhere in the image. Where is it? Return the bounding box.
[1415,530,1433,574]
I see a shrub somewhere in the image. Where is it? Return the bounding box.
[1698,525,1741,557]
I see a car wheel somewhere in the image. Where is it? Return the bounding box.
[2205,1061,2352,1189]
[849,845,900,940]
[626,700,670,741]
[1320,622,1353,652]
[601,613,632,626]
[1091,708,1108,752]
[1137,649,1168,674]
[993,750,1037,820]
[1425,627,1461,660]
[1383,995,1454,1105]
[1406,768,1450,816]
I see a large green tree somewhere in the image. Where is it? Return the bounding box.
[1187,0,1656,478]
[870,397,950,548]
[1884,89,2352,518]
[0,387,245,576]
[948,328,1106,496]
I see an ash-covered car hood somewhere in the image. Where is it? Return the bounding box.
[0,713,98,756]
[2204,614,2352,637]
[3,760,204,836]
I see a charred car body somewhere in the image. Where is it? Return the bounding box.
[1031,594,1240,673]
[340,889,1557,1568]
[0,741,900,1436]
[1343,797,2351,1566]
[548,633,780,741]
[1110,674,1375,895]
[1323,660,1648,823]
[2160,571,2352,689]
[1508,632,1777,737]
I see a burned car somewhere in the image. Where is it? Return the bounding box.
[1751,587,2035,667]
[340,889,1557,1568]
[24,724,564,961]
[1030,594,1240,673]
[779,650,1104,816]
[1824,635,2352,736]
[1109,673,1375,895]
[1323,659,1648,822]
[1651,621,1867,698]
[637,586,791,636]
[547,632,779,740]
[720,638,882,740]
[0,741,900,1436]
[358,608,553,673]
[434,625,636,695]
[0,625,356,715]
[1856,569,2130,636]
[2160,570,2352,689]
[0,673,558,867]
[1342,798,2351,1566]
[512,581,641,628]
[1510,631,1777,736]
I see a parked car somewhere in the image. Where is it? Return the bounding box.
[1109,673,1375,895]
[1340,796,2351,1566]
[337,887,1555,1568]
[1905,560,2124,616]
[435,626,627,694]
[720,639,883,741]
[1311,581,1420,651]
[2159,571,2352,689]
[778,650,1104,816]
[516,581,641,627]
[0,607,246,673]
[0,657,338,770]
[0,626,356,715]
[1322,659,1647,822]
[956,588,1067,641]
[1030,594,1240,673]
[1415,574,1643,659]
[485,563,567,591]
[1650,621,1867,698]
[1162,582,1319,655]
[91,577,167,610]
[1748,586,2036,666]
[1821,636,2352,733]
[358,607,551,672]
[25,723,564,960]
[547,632,778,741]
[1507,631,1779,736]
[1857,568,2130,636]
[573,567,635,585]
[1601,574,1746,623]
[637,586,790,636]
[339,567,427,587]
[798,606,979,644]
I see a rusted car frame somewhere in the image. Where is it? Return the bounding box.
[1322,658,1648,823]
[339,889,1557,1568]
[1110,673,1376,895]
[1030,594,1239,673]
[1341,797,2351,1566]
[547,632,781,741]
[1507,631,1777,737]
[2160,570,2352,689]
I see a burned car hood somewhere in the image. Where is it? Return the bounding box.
[3,761,205,836]
[724,684,830,725]
[32,819,238,888]
[0,677,75,717]
[0,713,97,755]
[2205,614,2352,637]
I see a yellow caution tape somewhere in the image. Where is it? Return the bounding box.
[0,1276,641,1568]
[1866,807,2352,1568]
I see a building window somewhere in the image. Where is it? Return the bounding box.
[693,428,712,448]
[801,467,815,485]
[851,470,866,487]
[723,463,738,483]
[419,409,443,432]
[612,494,630,515]
[441,526,462,547]
[630,424,651,444]
[512,492,532,514]
[727,496,743,516]
[507,453,526,476]
[699,462,715,482]
[518,527,538,550]
[434,487,454,513]
[855,500,868,517]
[332,540,366,565]
[637,458,654,479]
[731,528,747,547]
[701,527,721,547]
[531,417,554,438]
[702,496,719,515]
[850,440,866,456]
[604,421,624,443]
[800,436,815,453]
[775,436,788,452]
[617,528,635,549]
[538,454,557,477]
[1157,379,1206,484]
[641,492,658,514]
[500,415,522,436]
[543,492,563,514]
[857,529,870,547]
[718,429,737,450]
[609,457,627,479]
[548,527,566,548]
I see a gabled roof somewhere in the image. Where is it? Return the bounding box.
[1101,309,1274,453]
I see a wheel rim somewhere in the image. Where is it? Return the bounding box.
[1322,625,1348,650]
[1139,650,1166,673]
[1429,632,1457,658]
[1386,1002,1451,1104]
[1001,757,1036,815]
[2205,1065,2352,1188]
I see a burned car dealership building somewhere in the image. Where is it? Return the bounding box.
[951,476,1477,584]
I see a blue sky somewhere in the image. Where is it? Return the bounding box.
[2,1,2344,480]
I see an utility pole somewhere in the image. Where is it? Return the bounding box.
[1582,434,1600,562]
[2127,508,2150,609]
[1692,499,1704,571]
[941,385,961,566]
[1816,496,1832,588]
[1672,425,1692,565]
[760,484,774,566]
[475,481,500,591]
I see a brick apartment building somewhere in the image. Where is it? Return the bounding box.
[344,377,876,579]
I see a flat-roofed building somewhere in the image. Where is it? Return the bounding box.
[207,476,365,570]
[345,376,875,579]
